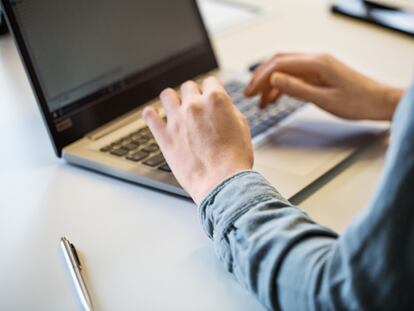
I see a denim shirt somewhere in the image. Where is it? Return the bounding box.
[198,84,414,311]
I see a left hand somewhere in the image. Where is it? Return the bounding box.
[142,77,254,204]
[245,52,403,120]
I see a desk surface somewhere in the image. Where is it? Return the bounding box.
[1,1,413,310]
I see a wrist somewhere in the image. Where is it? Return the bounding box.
[381,86,404,121]
[189,166,252,205]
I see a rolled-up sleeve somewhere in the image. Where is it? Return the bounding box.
[198,171,338,310]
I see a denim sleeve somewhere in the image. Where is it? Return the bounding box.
[198,84,414,311]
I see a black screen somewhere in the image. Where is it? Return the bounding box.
[11,0,207,115]
[3,0,217,155]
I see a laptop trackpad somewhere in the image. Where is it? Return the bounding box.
[254,106,387,176]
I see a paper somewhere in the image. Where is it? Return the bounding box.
[196,0,262,34]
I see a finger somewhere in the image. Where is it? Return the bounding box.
[269,55,327,83]
[260,88,280,109]
[270,51,304,58]
[245,53,299,96]
[245,54,325,97]
[270,72,326,104]
[159,88,180,120]
[202,76,226,95]
[268,88,280,103]
[252,52,305,79]
[258,84,272,109]
[180,80,201,104]
[245,59,276,96]
[142,106,167,145]
[249,52,304,85]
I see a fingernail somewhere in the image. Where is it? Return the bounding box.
[142,107,149,119]
[159,91,166,102]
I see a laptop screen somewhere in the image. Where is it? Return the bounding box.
[12,0,207,116]
[3,0,217,154]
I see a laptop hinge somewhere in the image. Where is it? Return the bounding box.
[86,70,218,141]
[86,107,143,141]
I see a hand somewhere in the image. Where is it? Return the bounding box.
[245,52,404,121]
[142,77,253,204]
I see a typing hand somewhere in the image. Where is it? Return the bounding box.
[245,53,403,121]
[143,77,253,204]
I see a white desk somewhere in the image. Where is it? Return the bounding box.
[1,1,413,310]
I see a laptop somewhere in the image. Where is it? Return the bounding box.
[1,0,386,199]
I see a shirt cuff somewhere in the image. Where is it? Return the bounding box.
[197,170,292,240]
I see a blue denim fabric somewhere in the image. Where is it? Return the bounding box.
[198,85,414,311]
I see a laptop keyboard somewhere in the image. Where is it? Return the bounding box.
[99,81,305,172]
[225,81,305,137]
[99,127,172,172]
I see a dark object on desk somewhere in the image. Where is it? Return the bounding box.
[331,0,414,37]
[248,60,263,73]
[0,11,9,35]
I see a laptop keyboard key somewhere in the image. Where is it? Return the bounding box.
[138,127,152,136]
[224,81,305,138]
[121,138,133,145]
[142,143,159,153]
[100,145,112,152]
[110,147,129,157]
[132,135,150,145]
[158,163,171,172]
[126,150,149,162]
[123,142,139,151]
[143,153,165,167]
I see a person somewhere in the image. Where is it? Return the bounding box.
[143,53,413,310]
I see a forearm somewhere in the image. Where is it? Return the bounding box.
[197,169,414,311]
[197,85,414,311]
[378,86,405,121]
[198,171,338,310]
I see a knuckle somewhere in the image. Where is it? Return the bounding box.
[316,53,332,62]
[207,90,228,104]
[272,52,282,60]
[181,80,194,89]
[185,101,203,116]
[240,116,249,128]
[163,87,175,95]
[161,134,173,147]
[168,118,180,132]
[205,76,218,84]
[160,88,176,101]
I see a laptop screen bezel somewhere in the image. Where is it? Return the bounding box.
[1,0,218,156]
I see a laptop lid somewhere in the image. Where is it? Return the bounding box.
[1,0,218,156]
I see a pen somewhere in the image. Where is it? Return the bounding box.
[60,237,94,311]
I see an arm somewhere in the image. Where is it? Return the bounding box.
[142,71,413,310]
[198,171,339,310]
[200,84,414,310]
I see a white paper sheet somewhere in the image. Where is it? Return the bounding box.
[196,0,262,34]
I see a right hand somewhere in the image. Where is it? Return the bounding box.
[143,77,253,205]
[245,53,404,121]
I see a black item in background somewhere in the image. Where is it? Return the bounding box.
[0,12,9,34]
[331,0,414,38]
[248,60,263,73]
[0,0,218,156]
